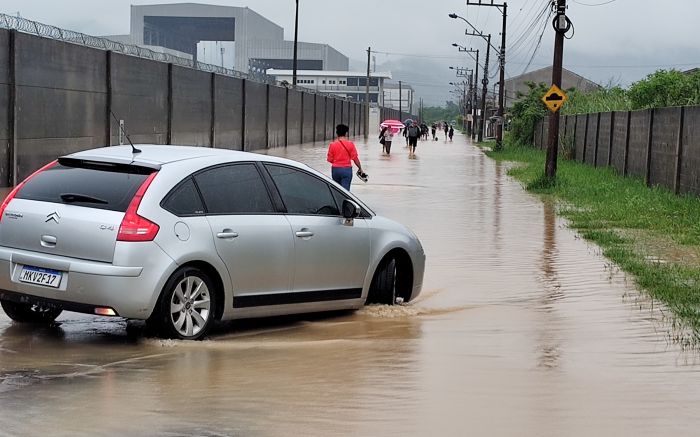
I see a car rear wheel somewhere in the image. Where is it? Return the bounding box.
[0,299,62,324]
[367,257,397,305]
[151,267,217,340]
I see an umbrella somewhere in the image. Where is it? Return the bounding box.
[403,118,414,126]
[380,119,405,130]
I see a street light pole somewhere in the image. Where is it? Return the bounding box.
[292,0,299,88]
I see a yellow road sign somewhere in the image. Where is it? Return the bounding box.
[542,85,568,112]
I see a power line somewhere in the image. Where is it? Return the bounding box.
[571,0,617,6]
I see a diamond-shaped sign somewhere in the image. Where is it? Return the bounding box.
[542,84,568,112]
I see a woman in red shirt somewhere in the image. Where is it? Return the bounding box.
[327,124,364,190]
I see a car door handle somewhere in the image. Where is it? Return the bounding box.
[295,231,314,238]
[216,231,239,239]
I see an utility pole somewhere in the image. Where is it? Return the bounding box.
[467,72,473,134]
[364,46,370,140]
[292,0,299,88]
[399,80,403,121]
[479,35,490,143]
[409,88,413,117]
[472,49,479,140]
[546,0,569,178]
[465,1,507,149]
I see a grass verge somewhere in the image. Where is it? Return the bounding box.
[481,138,700,336]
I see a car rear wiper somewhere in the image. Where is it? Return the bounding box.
[60,193,109,205]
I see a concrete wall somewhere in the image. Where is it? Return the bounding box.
[267,85,286,148]
[287,88,302,146]
[610,111,629,174]
[243,80,267,151]
[171,66,211,146]
[0,31,11,185]
[214,75,243,150]
[314,94,325,142]
[302,92,314,143]
[543,104,700,196]
[596,112,613,167]
[325,96,335,140]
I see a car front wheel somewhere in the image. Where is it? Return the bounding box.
[367,257,397,305]
[151,267,217,340]
[0,299,62,324]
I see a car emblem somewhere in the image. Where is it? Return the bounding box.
[45,212,61,224]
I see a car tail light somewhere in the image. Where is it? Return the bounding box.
[117,172,160,242]
[0,160,58,223]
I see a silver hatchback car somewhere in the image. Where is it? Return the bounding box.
[0,146,425,339]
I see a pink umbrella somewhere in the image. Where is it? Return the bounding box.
[380,119,405,130]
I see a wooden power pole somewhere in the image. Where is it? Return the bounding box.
[545,0,569,178]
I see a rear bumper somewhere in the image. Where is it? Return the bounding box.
[0,245,174,319]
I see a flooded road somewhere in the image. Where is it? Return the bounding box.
[1,134,700,436]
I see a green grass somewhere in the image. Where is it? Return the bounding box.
[484,139,700,334]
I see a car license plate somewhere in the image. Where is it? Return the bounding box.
[19,266,63,288]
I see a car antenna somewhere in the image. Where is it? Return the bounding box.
[109,111,141,154]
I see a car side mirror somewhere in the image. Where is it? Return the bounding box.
[342,199,361,220]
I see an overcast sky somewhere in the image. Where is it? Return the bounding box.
[2,0,699,105]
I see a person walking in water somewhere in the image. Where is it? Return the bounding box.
[327,124,364,191]
[443,122,449,142]
[431,123,437,141]
[407,121,421,158]
[381,126,395,155]
[448,125,454,142]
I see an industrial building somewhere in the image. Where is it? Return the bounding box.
[266,70,392,104]
[103,3,349,76]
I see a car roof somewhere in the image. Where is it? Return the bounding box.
[64,145,298,168]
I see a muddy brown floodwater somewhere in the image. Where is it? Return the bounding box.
[1,134,700,436]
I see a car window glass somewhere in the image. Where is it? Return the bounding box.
[194,164,274,214]
[330,187,371,218]
[265,165,339,216]
[16,163,149,212]
[162,178,204,216]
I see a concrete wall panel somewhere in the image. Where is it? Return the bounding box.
[610,111,629,174]
[214,75,243,150]
[302,92,315,143]
[325,97,334,139]
[649,107,680,189]
[314,95,325,141]
[16,34,107,179]
[596,112,613,167]
[584,113,598,165]
[267,85,286,148]
[575,114,587,161]
[243,80,267,151]
[680,106,700,195]
[287,89,302,146]
[171,66,211,146]
[626,109,651,180]
[111,53,168,145]
[0,30,10,185]
[335,99,343,128]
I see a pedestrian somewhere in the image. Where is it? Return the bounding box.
[382,126,395,155]
[443,122,449,142]
[420,122,429,140]
[431,123,437,141]
[448,125,454,142]
[379,126,388,154]
[327,124,365,191]
[407,121,421,158]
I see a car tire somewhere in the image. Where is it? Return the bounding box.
[368,257,397,305]
[0,299,62,324]
[151,267,217,340]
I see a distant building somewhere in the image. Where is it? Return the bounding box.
[103,3,349,76]
[266,69,391,103]
[382,83,416,114]
[504,66,600,108]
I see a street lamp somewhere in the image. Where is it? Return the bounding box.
[292,0,299,88]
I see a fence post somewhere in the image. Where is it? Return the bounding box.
[265,84,270,149]
[8,30,17,186]
[623,111,631,176]
[166,63,173,145]
[674,106,685,194]
[105,50,112,146]
[284,87,288,147]
[645,109,655,186]
[582,114,589,163]
[241,79,246,149]
[607,112,615,166]
[313,94,317,143]
[210,73,215,148]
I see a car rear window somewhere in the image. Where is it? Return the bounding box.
[16,161,152,212]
